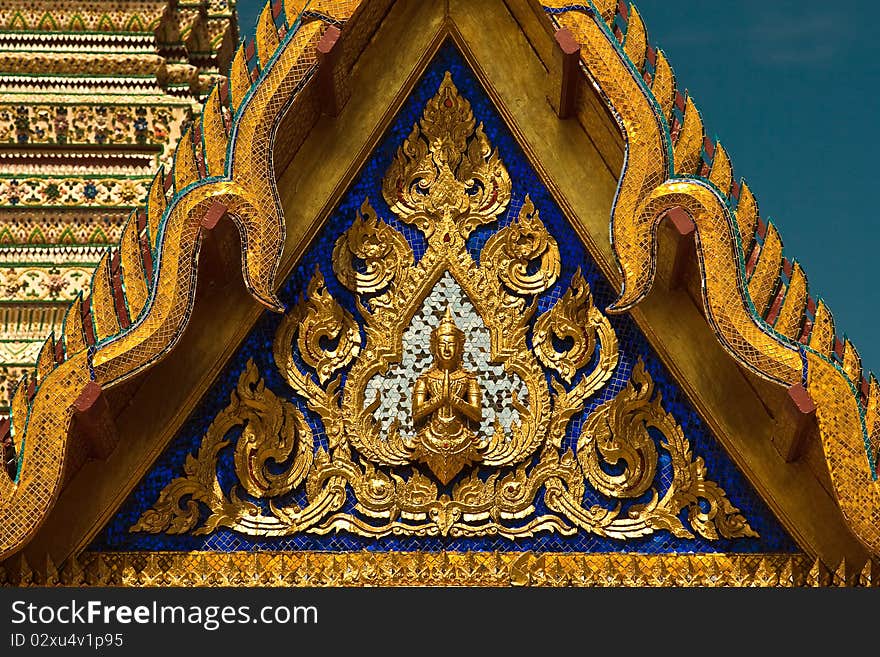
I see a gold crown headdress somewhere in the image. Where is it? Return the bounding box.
[433,306,464,340]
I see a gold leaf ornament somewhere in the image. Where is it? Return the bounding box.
[533,268,597,383]
[578,359,658,498]
[232,363,313,499]
[382,71,511,239]
[131,360,315,535]
[481,195,561,296]
[331,198,413,298]
[295,267,362,385]
[573,359,758,540]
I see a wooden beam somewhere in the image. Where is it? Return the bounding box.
[198,200,235,289]
[655,207,697,292]
[316,26,350,117]
[772,383,818,463]
[72,382,118,460]
[550,28,580,119]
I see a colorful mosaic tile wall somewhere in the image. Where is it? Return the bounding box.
[91,42,798,555]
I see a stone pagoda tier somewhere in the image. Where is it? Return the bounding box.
[0,1,237,411]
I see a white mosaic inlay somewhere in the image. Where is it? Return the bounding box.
[365,272,527,442]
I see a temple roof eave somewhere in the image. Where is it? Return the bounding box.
[0,0,877,573]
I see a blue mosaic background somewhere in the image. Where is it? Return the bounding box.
[91,42,798,554]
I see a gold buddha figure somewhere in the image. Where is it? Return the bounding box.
[411,307,483,484]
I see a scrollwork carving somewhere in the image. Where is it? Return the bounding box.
[481,195,560,296]
[131,360,319,536]
[331,198,413,301]
[578,359,658,499]
[559,359,758,540]
[533,268,597,383]
[233,365,313,500]
[292,267,361,385]
[134,73,757,545]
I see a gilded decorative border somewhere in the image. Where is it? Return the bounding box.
[543,2,880,555]
[0,0,234,41]
[2,550,878,588]
[0,2,168,33]
[0,264,94,302]
[0,104,186,150]
[0,2,236,102]
[0,211,127,246]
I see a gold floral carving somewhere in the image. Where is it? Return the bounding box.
[533,268,595,383]
[292,268,361,385]
[574,360,757,540]
[481,195,560,296]
[130,359,314,535]
[134,75,756,543]
[382,72,511,239]
[331,199,411,297]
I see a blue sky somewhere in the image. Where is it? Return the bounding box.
[234,0,880,372]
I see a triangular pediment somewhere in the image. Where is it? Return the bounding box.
[91,42,797,556]
[4,0,877,586]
